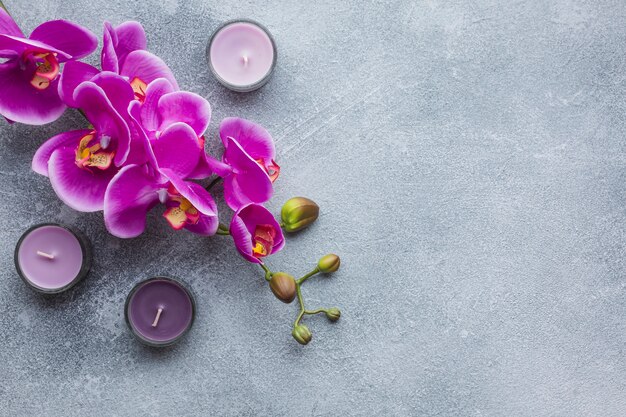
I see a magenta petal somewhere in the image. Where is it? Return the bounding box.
[58,61,99,107]
[48,148,117,212]
[0,8,24,37]
[90,71,135,118]
[101,22,119,73]
[161,168,217,216]
[0,34,71,60]
[219,117,275,163]
[222,137,272,210]
[151,122,201,179]
[0,63,66,125]
[104,164,161,238]
[33,129,91,176]
[129,100,160,172]
[229,210,258,264]
[74,81,131,166]
[30,20,97,60]
[185,213,219,236]
[234,203,285,258]
[140,78,175,132]
[206,155,232,177]
[120,50,179,90]
[187,153,215,180]
[158,91,211,136]
[112,21,146,67]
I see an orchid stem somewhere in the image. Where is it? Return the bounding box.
[0,1,6,12]
[297,267,320,285]
[205,177,222,191]
[260,263,272,281]
[216,223,230,235]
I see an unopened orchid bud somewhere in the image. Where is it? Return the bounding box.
[269,272,297,303]
[281,197,319,232]
[325,307,341,322]
[292,324,312,345]
[318,254,340,273]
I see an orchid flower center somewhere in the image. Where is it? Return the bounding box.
[256,159,281,183]
[26,52,60,91]
[252,224,276,258]
[74,132,115,172]
[130,77,148,102]
[162,185,201,230]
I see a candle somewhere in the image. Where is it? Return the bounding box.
[14,223,91,294]
[207,19,277,92]
[125,277,195,346]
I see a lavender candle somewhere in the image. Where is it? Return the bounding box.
[207,19,277,92]
[14,223,91,294]
[125,277,195,347]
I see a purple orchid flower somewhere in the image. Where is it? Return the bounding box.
[230,203,285,264]
[104,165,218,238]
[0,9,97,124]
[32,75,131,211]
[59,21,178,108]
[208,118,280,210]
[127,77,213,179]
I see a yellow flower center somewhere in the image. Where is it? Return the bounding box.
[75,132,115,172]
[29,52,60,91]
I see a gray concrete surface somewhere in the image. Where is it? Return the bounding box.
[1,0,625,416]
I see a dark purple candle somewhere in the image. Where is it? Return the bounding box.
[125,277,195,346]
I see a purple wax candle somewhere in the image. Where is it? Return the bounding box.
[125,277,195,346]
[14,223,91,294]
[207,19,277,92]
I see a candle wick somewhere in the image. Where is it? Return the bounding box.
[36,251,55,260]
[242,55,249,66]
[152,308,164,327]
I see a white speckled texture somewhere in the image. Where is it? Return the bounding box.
[1,0,625,416]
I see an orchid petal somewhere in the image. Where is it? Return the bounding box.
[101,22,119,73]
[222,137,272,210]
[30,20,97,60]
[140,78,175,132]
[161,168,217,216]
[48,148,117,212]
[151,122,201,179]
[112,21,146,67]
[185,210,219,236]
[231,203,285,262]
[0,8,24,37]
[90,71,135,118]
[0,61,65,125]
[58,61,99,107]
[158,91,211,136]
[229,208,258,264]
[121,50,179,90]
[0,34,71,60]
[219,117,275,165]
[128,100,160,172]
[33,129,92,176]
[104,164,161,238]
[74,81,131,166]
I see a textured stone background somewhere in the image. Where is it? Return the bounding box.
[0,0,625,416]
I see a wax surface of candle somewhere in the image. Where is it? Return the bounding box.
[210,22,274,87]
[127,279,193,343]
[17,225,83,289]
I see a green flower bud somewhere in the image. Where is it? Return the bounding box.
[325,307,341,322]
[281,197,319,232]
[269,272,297,303]
[318,254,340,273]
[292,324,312,345]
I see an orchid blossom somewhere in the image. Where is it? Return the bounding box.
[32,76,131,211]
[0,9,97,124]
[104,166,218,238]
[230,203,285,264]
[208,117,280,210]
[59,21,178,108]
